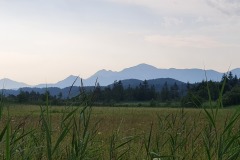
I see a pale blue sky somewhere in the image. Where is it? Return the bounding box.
[0,0,240,85]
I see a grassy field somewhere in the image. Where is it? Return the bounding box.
[1,103,240,159]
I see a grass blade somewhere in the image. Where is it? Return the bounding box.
[0,124,7,142]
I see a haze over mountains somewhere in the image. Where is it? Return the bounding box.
[0,78,30,90]
[1,63,240,90]
[1,78,187,99]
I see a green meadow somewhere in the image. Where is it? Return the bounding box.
[1,102,240,160]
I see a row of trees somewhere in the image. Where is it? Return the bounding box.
[2,72,240,107]
[5,90,63,105]
[93,80,182,103]
[182,72,240,107]
[3,80,183,105]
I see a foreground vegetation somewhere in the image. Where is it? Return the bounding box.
[1,76,240,159]
[1,101,240,159]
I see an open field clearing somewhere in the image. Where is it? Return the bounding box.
[1,104,240,159]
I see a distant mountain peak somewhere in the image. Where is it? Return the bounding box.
[0,78,30,90]
[68,75,78,78]
[134,63,158,69]
[93,69,114,75]
[2,78,14,81]
[122,63,158,72]
[2,63,240,89]
[99,69,114,72]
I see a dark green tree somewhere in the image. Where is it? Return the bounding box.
[112,81,124,102]
[170,82,179,100]
[17,90,29,103]
[161,82,169,102]
[223,85,240,106]
[93,83,103,102]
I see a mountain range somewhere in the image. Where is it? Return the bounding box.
[1,78,187,99]
[1,63,239,90]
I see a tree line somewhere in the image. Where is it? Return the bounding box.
[2,80,184,105]
[93,80,182,103]
[3,90,64,105]
[182,72,240,107]
[2,72,240,107]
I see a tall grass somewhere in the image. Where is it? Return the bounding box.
[202,72,240,159]
[0,78,240,159]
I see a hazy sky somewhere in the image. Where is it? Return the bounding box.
[0,0,240,85]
